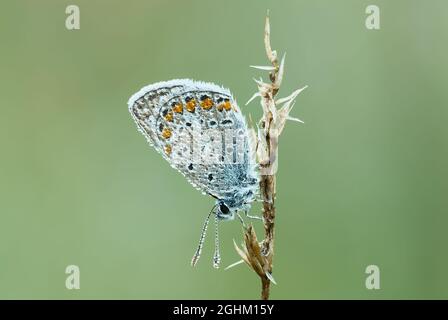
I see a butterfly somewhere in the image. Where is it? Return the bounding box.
[128,79,259,268]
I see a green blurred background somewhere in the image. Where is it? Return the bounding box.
[1,0,447,299]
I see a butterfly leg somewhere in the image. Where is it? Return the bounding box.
[245,210,263,221]
[237,212,247,228]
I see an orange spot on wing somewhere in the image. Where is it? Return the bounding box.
[200,98,214,110]
[164,145,172,155]
[186,99,196,112]
[223,100,232,111]
[173,103,183,113]
[165,111,173,122]
[162,128,172,139]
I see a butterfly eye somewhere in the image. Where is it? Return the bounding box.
[219,203,230,215]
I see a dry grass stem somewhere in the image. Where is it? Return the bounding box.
[231,13,307,300]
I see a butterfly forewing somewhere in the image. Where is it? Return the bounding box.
[128,79,257,201]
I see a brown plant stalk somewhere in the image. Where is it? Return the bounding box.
[230,13,307,300]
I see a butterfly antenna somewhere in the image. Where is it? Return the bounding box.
[191,205,216,267]
[212,212,221,268]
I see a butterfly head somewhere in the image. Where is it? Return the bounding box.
[216,189,256,220]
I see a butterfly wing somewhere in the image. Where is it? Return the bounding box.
[128,79,258,201]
